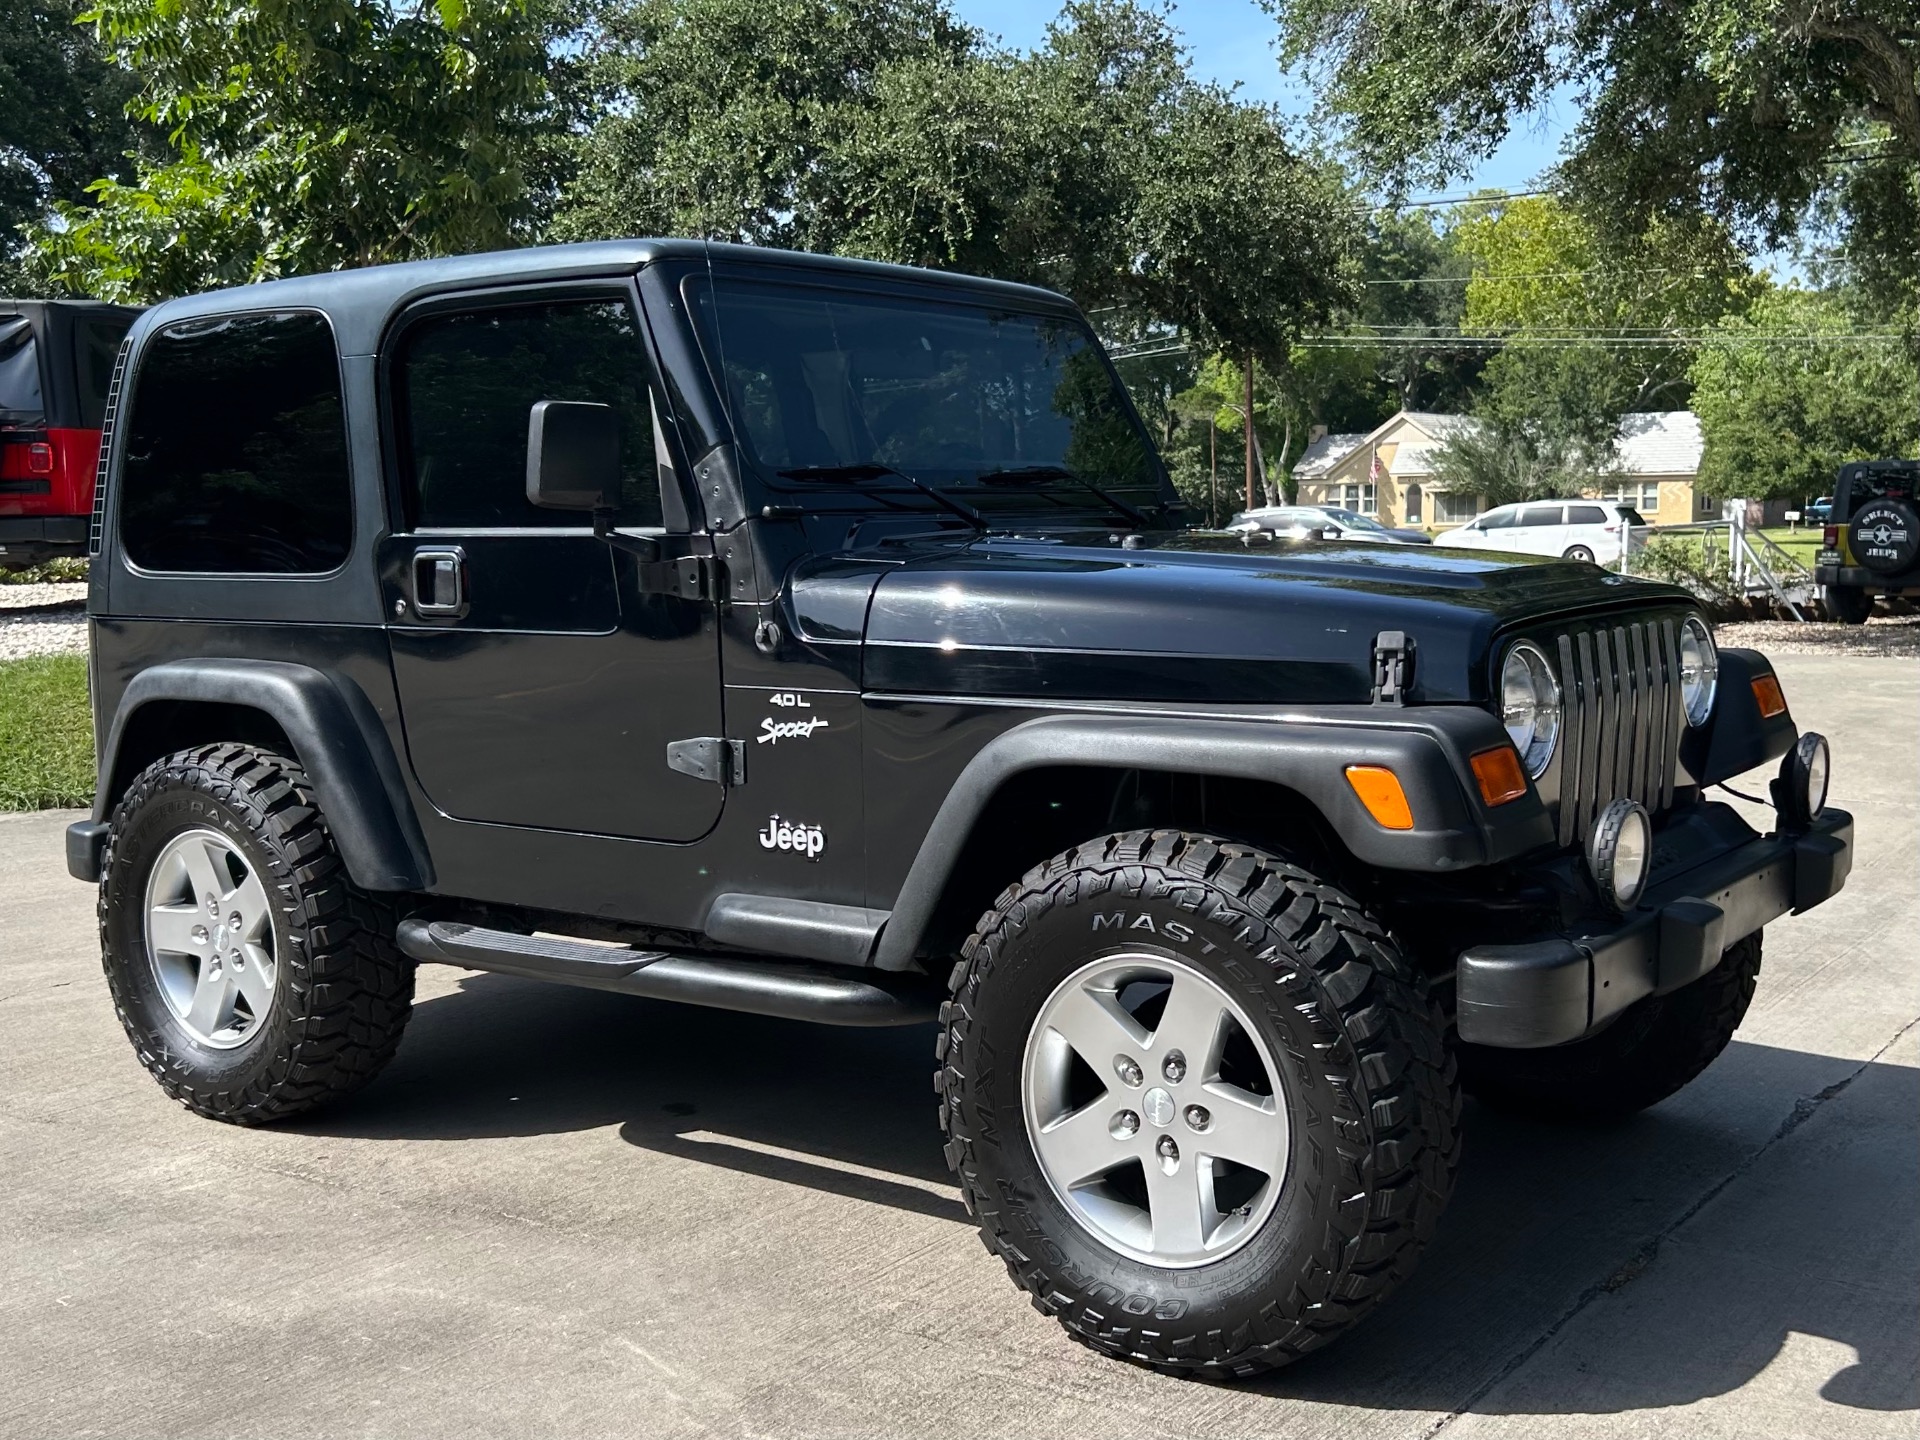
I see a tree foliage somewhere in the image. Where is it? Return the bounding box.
[1688,287,1919,499]
[1272,0,1919,301]
[0,0,145,265]
[559,0,1360,364]
[27,1,570,302]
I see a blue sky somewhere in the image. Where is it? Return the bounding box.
[952,0,1577,199]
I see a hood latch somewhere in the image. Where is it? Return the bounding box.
[1371,630,1416,705]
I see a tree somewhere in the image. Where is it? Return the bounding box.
[1272,1,1919,302]
[1688,287,1919,499]
[0,1,145,268]
[562,0,1360,366]
[1452,196,1758,454]
[25,1,570,302]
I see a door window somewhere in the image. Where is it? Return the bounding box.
[1518,505,1565,528]
[1479,507,1518,529]
[1567,504,1607,525]
[395,298,662,530]
[119,311,352,574]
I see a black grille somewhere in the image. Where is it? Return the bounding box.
[1554,618,1684,846]
[88,337,131,557]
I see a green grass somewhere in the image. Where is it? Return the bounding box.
[0,654,95,810]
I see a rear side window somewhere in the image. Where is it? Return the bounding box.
[73,318,132,429]
[394,298,661,529]
[0,317,43,424]
[1617,506,1647,527]
[1567,504,1607,524]
[119,311,352,574]
[1519,504,1565,527]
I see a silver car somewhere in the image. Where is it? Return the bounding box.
[1229,505,1433,545]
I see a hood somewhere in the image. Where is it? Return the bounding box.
[811,530,1689,706]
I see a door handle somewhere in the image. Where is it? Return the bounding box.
[410,546,467,617]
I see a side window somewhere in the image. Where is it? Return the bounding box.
[1519,504,1565,527]
[73,318,132,429]
[1480,508,1518,530]
[119,312,352,574]
[1567,504,1607,525]
[395,298,661,530]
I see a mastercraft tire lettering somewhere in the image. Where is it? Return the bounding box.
[936,830,1459,1376]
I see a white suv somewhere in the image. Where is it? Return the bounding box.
[1437,499,1648,564]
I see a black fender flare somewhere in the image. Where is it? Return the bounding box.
[1683,648,1798,787]
[90,658,432,891]
[869,706,1554,972]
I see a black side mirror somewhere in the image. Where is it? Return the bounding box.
[526,400,619,511]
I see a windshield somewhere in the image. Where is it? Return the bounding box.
[688,277,1160,505]
[1325,508,1387,532]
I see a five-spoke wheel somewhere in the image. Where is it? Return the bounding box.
[142,827,278,1048]
[1022,952,1287,1267]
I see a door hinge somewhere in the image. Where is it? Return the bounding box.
[636,554,719,601]
[666,737,746,787]
[1371,630,1416,705]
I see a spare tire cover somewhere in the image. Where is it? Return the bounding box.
[1850,501,1919,573]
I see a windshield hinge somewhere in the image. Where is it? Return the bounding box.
[1371,630,1417,705]
[667,737,746,788]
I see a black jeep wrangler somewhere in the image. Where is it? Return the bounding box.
[68,241,1851,1376]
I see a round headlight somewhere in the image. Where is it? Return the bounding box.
[1679,617,1718,727]
[1587,799,1652,910]
[1499,641,1562,778]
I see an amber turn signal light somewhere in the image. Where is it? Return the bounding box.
[1751,674,1787,719]
[1345,765,1414,830]
[1470,746,1529,807]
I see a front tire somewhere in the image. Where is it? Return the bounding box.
[936,830,1459,1376]
[1459,933,1761,1121]
[101,743,414,1124]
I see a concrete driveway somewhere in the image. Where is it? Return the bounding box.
[1,652,1914,1439]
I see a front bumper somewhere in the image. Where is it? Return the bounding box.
[1456,805,1852,1048]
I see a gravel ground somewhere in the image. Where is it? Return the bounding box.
[0,583,87,660]
[1719,613,1920,658]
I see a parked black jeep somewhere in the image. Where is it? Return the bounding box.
[68,241,1851,1376]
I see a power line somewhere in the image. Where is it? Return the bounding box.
[1352,187,1555,213]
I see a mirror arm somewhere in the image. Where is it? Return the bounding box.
[592,505,661,562]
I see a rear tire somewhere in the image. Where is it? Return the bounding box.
[1459,933,1761,1122]
[100,743,414,1124]
[1562,544,1596,563]
[936,830,1459,1376]
[1822,585,1874,625]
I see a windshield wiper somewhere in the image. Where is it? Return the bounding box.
[777,462,987,533]
[972,464,1153,530]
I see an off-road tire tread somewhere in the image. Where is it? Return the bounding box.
[1459,932,1762,1120]
[100,743,413,1124]
[934,828,1460,1377]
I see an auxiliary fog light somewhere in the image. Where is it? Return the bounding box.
[1587,799,1652,911]
[1775,732,1831,829]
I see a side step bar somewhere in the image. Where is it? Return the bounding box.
[396,919,937,1028]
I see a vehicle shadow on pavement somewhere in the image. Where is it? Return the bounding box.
[296,973,1918,1417]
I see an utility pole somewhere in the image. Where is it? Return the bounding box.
[1243,352,1259,512]
[1209,418,1217,526]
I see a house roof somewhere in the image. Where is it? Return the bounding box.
[1291,432,1368,479]
[1615,411,1703,475]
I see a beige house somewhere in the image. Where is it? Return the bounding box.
[1292,410,1715,530]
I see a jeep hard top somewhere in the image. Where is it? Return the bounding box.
[69,240,1852,1376]
[1816,457,1920,623]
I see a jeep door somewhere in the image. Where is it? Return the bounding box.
[380,286,725,842]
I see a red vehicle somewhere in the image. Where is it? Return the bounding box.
[1,299,142,570]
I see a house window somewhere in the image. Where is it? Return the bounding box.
[1434,490,1481,523]
[1596,479,1660,513]
[1338,482,1377,514]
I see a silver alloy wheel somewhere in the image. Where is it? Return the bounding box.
[1021,952,1289,1268]
[142,827,278,1049]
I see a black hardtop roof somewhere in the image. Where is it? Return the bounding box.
[134,239,1077,355]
